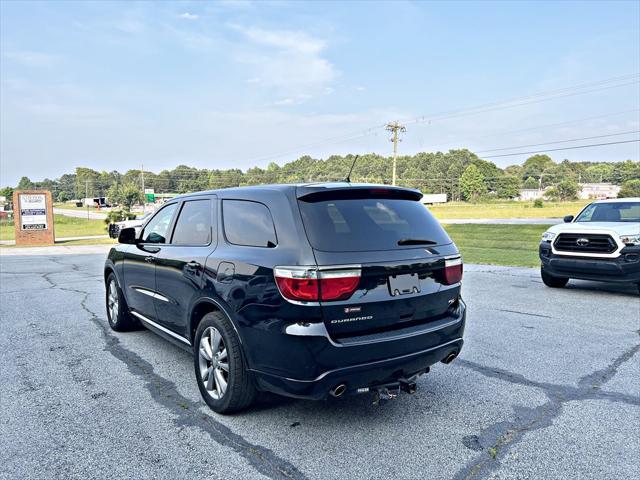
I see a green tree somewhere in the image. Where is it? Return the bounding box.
[521,154,555,184]
[617,179,640,198]
[108,182,142,210]
[546,180,578,201]
[459,164,487,201]
[495,176,521,199]
[17,176,33,189]
[523,176,538,189]
[0,186,14,200]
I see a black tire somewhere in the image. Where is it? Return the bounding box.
[541,267,569,288]
[194,311,256,414]
[105,272,138,331]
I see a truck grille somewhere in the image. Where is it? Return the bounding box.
[553,233,617,254]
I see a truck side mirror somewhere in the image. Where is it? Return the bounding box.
[563,215,574,223]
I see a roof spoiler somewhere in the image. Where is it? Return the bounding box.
[296,185,423,203]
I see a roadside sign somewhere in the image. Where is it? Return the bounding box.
[144,188,155,203]
[20,194,47,230]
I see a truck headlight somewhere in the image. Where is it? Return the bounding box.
[541,231,556,242]
[620,234,640,246]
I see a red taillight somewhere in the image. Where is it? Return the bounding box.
[319,272,360,301]
[442,257,463,285]
[274,267,360,302]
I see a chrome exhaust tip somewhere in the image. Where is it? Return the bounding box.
[441,352,458,364]
[330,384,347,397]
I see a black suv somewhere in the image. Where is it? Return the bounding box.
[104,183,466,413]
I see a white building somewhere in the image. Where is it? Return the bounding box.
[578,183,620,200]
[518,189,547,201]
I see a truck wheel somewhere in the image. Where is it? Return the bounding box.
[541,268,569,288]
[105,273,139,331]
[194,311,256,414]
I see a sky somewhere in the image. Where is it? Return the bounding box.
[1,0,639,186]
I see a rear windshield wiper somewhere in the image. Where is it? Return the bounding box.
[397,238,438,246]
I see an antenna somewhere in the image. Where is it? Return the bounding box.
[343,155,360,183]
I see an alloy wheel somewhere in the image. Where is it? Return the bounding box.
[198,326,229,400]
[107,279,119,323]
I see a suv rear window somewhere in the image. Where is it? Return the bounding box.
[298,198,451,252]
[223,199,277,247]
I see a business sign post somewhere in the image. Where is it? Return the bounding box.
[13,190,55,246]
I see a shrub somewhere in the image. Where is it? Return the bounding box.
[533,199,544,208]
[618,179,640,198]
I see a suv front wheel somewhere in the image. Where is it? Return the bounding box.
[194,312,256,414]
[541,267,569,288]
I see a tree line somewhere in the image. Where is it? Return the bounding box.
[3,150,639,205]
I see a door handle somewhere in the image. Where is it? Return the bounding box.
[186,261,201,270]
[144,256,155,263]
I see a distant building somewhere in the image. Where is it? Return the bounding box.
[578,183,620,200]
[421,193,447,204]
[518,188,547,201]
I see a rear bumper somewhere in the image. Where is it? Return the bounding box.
[539,243,640,283]
[247,300,466,400]
[251,338,463,400]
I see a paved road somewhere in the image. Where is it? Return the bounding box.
[1,254,638,480]
[439,218,561,225]
[54,208,108,220]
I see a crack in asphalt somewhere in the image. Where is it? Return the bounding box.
[452,344,640,480]
[38,262,308,480]
[495,309,553,319]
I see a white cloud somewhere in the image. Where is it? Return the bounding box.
[178,12,199,20]
[3,51,58,68]
[231,25,337,102]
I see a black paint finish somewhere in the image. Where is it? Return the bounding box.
[105,183,467,400]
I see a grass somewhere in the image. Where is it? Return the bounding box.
[0,214,107,241]
[429,200,589,219]
[444,224,548,268]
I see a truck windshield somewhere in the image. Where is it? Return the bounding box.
[575,202,640,222]
[298,197,452,252]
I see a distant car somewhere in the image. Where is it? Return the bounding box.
[539,198,640,293]
[104,183,466,413]
[108,212,152,239]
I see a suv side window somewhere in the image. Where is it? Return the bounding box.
[223,199,277,247]
[141,203,178,244]
[171,199,213,245]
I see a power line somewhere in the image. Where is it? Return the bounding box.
[476,130,640,153]
[482,139,640,158]
[232,73,640,166]
[415,108,640,150]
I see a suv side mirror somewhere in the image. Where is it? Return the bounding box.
[563,215,574,223]
[118,227,138,244]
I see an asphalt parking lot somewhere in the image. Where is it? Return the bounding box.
[1,252,638,480]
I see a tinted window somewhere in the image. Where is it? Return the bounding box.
[223,200,277,247]
[299,198,451,252]
[171,200,212,245]
[576,202,640,222]
[141,203,178,244]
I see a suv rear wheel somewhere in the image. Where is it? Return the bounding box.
[541,267,569,288]
[194,311,256,414]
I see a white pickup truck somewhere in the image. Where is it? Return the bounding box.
[539,198,640,294]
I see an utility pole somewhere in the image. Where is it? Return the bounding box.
[386,121,406,186]
[141,163,145,214]
[85,180,90,221]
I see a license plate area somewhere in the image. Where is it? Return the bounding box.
[388,273,420,296]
